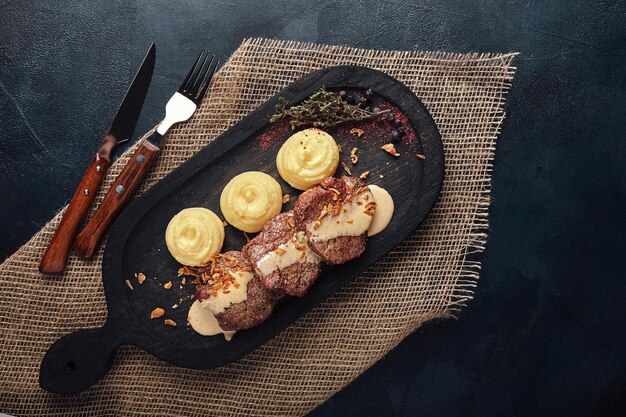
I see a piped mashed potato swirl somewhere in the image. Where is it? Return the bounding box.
[165,207,224,266]
[276,128,339,190]
[220,171,283,233]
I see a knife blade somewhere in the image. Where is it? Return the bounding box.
[39,44,156,274]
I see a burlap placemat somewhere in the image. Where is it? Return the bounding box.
[0,38,516,416]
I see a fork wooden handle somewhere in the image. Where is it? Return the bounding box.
[74,137,161,258]
[39,154,110,274]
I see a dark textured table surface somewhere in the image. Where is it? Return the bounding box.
[1,1,625,416]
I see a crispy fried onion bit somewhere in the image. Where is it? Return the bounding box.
[179,254,253,299]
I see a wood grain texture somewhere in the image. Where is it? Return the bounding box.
[40,66,444,394]
[39,154,110,274]
[74,139,160,258]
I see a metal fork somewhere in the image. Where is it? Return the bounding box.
[153,50,219,146]
[74,50,220,258]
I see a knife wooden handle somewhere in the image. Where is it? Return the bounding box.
[39,154,110,274]
[74,137,161,258]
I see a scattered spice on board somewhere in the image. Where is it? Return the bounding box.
[282,194,291,204]
[136,272,146,284]
[256,118,290,150]
[341,161,352,175]
[393,109,418,149]
[382,143,400,157]
[359,171,370,179]
[358,102,418,149]
[150,308,164,319]
[222,220,228,227]
[243,232,251,242]
[164,281,173,290]
[182,277,186,285]
[124,279,134,290]
[416,153,426,160]
[164,319,177,327]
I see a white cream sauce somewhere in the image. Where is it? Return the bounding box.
[308,190,375,240]
[256,231,319,275]
[204,270,253,314]
[188,300,235,340]
[367,185,394,236]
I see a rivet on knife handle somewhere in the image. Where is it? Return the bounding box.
[39,154,110,274]
[74,137,161,258]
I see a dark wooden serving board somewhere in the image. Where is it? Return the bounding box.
[39,66,444,394]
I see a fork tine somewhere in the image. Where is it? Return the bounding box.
[186,50,208,92]
[190,55,214,97]
[194,58,219,104]
[178,49,206,93]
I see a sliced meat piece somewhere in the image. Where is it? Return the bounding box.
[194,251,278,331]
[294,176,375,265]
[243,211,321,297]
[306,235,366,265]
[215,274,277,331]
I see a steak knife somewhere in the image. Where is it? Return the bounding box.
[74,50,218,258]
[39,44,155,274]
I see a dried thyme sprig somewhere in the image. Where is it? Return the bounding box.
[270,88,389,130]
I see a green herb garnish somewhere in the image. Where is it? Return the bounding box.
[270,87,389,130]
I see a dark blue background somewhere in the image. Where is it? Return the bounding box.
[1,1,624,415]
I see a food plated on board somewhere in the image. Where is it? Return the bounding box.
[40,66,443,393]
[154,87,406,339]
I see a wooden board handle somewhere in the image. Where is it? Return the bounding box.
[39,154,110,274]
[74,138,160,258]
[39,325,122,394]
